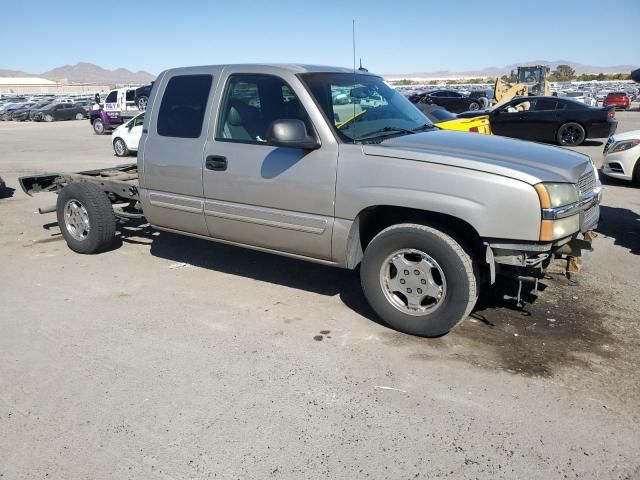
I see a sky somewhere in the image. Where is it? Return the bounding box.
[1,0,639,75]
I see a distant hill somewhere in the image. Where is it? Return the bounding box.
[0,62,155,84]
[385,60,638,80]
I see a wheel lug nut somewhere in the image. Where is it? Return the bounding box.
[417,288,422,294]
[406,288,412,293]
[414,269,420,275]
[400,279,405,284]
[404,270,409,275]
[421,279,426,284]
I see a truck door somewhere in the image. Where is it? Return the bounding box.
[138,70,218,236]
[201,70,338,261]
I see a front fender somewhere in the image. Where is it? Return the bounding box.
[335,146,542,242]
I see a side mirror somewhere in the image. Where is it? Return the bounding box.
[266,119,320,150]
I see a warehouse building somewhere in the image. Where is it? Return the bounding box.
[0,77,111,95]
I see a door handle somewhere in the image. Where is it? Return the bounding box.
[205,155,227,171]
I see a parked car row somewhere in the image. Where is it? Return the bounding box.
[0,98,88,122]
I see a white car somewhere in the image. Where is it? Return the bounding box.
[112,113,144,157]
[602,130,640,185]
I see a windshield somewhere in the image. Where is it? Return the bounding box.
[300,72,432,142]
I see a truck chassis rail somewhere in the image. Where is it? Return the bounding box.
[19,163,139,202]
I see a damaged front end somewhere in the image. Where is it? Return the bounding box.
[485,164,602,306]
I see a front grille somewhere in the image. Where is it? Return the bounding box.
[577,168,596,198]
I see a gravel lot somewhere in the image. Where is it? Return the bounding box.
[1,112,639,479]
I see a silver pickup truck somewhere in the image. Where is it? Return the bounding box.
[20,64,601,336]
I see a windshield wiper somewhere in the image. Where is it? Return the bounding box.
[412,123,437,132]
[356,126,416,141]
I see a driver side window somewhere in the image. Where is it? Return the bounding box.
[216,74,314,144]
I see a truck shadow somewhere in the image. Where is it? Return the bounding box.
[120,223,621,377]
[597,205,640,255]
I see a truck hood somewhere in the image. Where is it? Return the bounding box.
[362,130,590,184]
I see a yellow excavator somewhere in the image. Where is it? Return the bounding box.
[493,65,551,107]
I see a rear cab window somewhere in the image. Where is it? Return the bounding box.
[157,74,213,138]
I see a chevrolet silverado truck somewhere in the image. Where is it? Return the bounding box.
[19,64,602,337]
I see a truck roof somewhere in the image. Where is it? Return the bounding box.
[160,64,378,76]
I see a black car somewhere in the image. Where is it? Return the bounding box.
[409,90,483,113]
[631,67,640,83]
[10,102,51,121]
[32,103,87,122]
[134,82,154,110]
[459,96,617,146]
[0,103,31,121]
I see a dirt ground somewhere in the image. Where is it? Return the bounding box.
[1,112,639,479]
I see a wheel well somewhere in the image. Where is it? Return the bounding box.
[351,205,484,266]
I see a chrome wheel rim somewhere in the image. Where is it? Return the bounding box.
[94,121,103,133]
[379,248,447,316]
[64,200,90,241]
[138,97,147,110]
[469,102,479,110]
[114,139,125,155]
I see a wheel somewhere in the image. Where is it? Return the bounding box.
[360,223,478,337]
[556,122,586,146]
[468,101,480,111]
[75,112,84,120]
[56,183,116,254]
[44,114,54,122]
[632,159,640,187]
[136,96,148,110]
[477,97,489,109]
[92,119,105,135]
[113,137,129,157]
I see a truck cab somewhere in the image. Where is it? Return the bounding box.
[89,87,140,135]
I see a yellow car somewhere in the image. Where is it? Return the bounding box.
[419,104,492,134]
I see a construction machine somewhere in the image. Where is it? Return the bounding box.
[493,65,551,107]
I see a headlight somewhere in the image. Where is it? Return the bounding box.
[534,183,579,208]
[534,183,580,241]
[609,139,640,153]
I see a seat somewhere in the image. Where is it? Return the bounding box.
[223,99,264,141]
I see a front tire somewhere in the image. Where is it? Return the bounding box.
[556,122,586,146]
[93,119,105,135]
[44,114,54,122]
[113,137,129,157]
[75,112,84,120]
[56,183,116,254]
[632,159,640,187]
[360,224,478,337]
[469,101,480,111]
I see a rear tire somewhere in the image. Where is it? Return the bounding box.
[75,113,84,120]
[93,119,105,135]
[136,96,148,110]
[556,122,586,146]
[56,183,116,254]
[360,223,478,337]
[469,101,480,111]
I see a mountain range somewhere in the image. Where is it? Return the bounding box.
[384,60,638,80]
[0,60,636,84]
[0,62,155,84]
